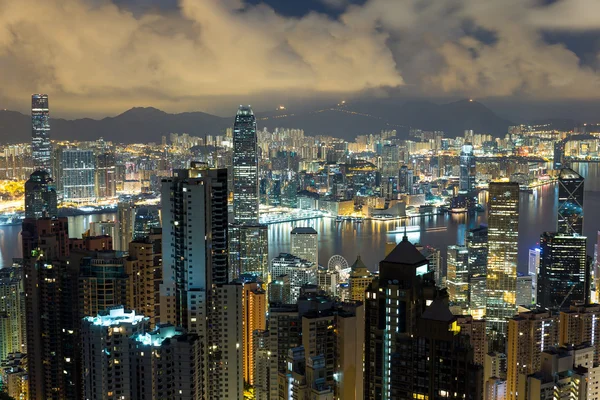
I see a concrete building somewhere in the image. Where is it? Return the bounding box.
[560,304,600,365]
[270,253,317,303]
[291,227,318,266]
[241,280,267,386]
[0,267,26,362]
[348,255,373,302]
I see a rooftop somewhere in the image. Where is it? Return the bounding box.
[559,167,583,181]
[383,236,427,265]
[291,227,318,235]
[84,306,147,327]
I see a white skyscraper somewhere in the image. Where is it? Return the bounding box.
[291,227,319,266]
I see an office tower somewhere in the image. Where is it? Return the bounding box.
[364,237,437,399]
[506,310,558,400]
[253,330,271,400]
[528,248,540,304]
[270,253,317,303]
[447,245,470,313]
[117,199,136,251]
[207,283,244,399]
[559,304,600,365]
[0,267,26,361]
[291,227,318,266]
[457,315,488,366]
[133,205,161,239]
[381,144,399,178]
[537,232,589,309]
[81,307,201,400]
[125,230,162,328]
[486,182,520,339]
[467,224,488,277]
[242,280,267,386]
[516,273,533,306]
[348,255,373,302]
[22,218,80,400]
[31,94,52,174]
[24,170,57,218]
[269,274,292,304]
[159,165,228,316]
[60,149,95,202]
[95,152,116,199]
[459,143,476,193]
[79,251,128,319]
[399,165,413,195]
[518,348,591,399]
[233,105,259,224]
[557,167,584,235]
[469,276,487,318]
[229,224,269,280]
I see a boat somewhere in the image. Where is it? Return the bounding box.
[449,207,467,213]
[387,225,421,234]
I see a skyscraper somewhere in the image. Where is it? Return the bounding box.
[348,255,373,302]
[95,152,116,199]
[467,225,488,277]
[270,253,317,303]
[0,266,26,362]
[291,227,319,266]
[459,143,476,193]
[31,94,52,174]
[241,280,267,386]
[537,232,589,309]
[61,149,96,202]
[24,170,57,218]
[116,199,136,252]
[229,224,269,280]
[557,167,584,236]
[447,245,470,313]
[528,247,541,304]
[486,182,520,339]
[233,105,259,224]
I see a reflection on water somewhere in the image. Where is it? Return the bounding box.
[0,162,597,271]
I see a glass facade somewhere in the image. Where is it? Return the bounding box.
[232,105,259,225]
[31,94,52,175]
[557,167,584,236]
[447,245,470,311]
[61,149,96,202]
[486,182,520,337]
[459,143,476,193]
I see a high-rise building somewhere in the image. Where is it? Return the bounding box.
[1,353,28,400]
[24,170,57,218]
[0,267,26,362]
[125,230,162,328]
[467,224,488,277]
[456,315,488,366]
[381,144,399,180]
[232,105,259,224]
[229,224,269,280]
[528,247,541,304]
[559,304,600,365]
[31,94,52,174]
[459,143,476,193]
[516,273,534,306]
[95,152,116,199]
[348,255,373,302]
[253,330,271,400]
[22,218,80,400]
[537,232,589,309]
[557,167,584,236]
[81,307,201,400]
[291,227,318,266]
[268,305,301,400]
[447,245,470,313]
[241,280,266,386]
[61,149,96,202]
[486,182,520,339]
[399,165,413,195]
[506,310,558,400]
[270,253,317,303]
[116,199,136,252]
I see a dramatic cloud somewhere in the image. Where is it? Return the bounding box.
[0,0,599,116]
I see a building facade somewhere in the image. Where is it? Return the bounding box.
[61,149,96,203]
[31,94,52,174]
[557,167,584,236]
[24,170,57,218]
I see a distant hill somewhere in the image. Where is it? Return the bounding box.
[0,99,518,144]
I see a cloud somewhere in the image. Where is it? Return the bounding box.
[0,0,599,116]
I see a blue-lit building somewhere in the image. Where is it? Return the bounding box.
[557,167,584,236]
[459,143,476,193]
[31,94,52,175]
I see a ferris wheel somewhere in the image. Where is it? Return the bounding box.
[328,255,350,282]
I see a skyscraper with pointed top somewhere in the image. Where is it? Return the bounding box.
[31,94,52,175]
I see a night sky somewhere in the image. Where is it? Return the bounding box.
[1,0,599,118]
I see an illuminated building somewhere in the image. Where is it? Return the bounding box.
[537,232,589,309]
[447,245,470,313]
[486,182,520,340]
[116,199,136,251]
[268,305,300,400]
[516,273,533,306]
[270,253,317,303]
[232,105,259,224]
[317,267,339,297]
[557,167,584,236]
[467,224,488,277]
[31,94,52,174]
[279,349,333,399]
[459,143,476,193]
[61,149,96,202]
[0,267,26,362]
[268,274,291,304]
[506,310,558,400]
[125,230,162,328]
[559,304,600,365]
[456,315,488,366]
[22,218,80,400]
[528,248,540,304]
[95,152,116,199]
[24,170,57,218]
[1,353,28,400]
[241,280,266,386]
[399,165,413,195]
[253,330,271,400]
[291,227,318,266]
[229,224,269,280]
[81,307,201,400]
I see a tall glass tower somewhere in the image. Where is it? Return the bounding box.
[233,105,259,225]
[31,94,52,175]
[558,167,584,236]
[486,182,520,341]
[459,143,476,193]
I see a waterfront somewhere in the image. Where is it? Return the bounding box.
[1,163,598,273]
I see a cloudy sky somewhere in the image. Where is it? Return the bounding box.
[0,0,599,118]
